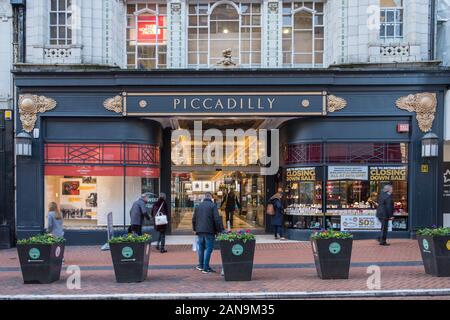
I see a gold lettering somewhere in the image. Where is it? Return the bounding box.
[267,98,275,110]
[228,98,237,110]
[248,98,254,110]
[203,98,213,109]
[173,98,181,110]
[215,99,224,109]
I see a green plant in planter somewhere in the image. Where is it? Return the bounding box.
[311,229,353,240]
[417,227,450,237]
[108,233,152,244]
[17,233,65,245]
[217,230,256,243]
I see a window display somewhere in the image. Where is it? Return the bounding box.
[326,165,408,231]
[284,167,323,229]
[283,165,408,231]
[44,143,160,229]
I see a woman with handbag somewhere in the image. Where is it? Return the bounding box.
[152,193,169,253]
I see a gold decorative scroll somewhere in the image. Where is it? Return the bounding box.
[19,94,57,132]
[103,95,123,114]
[327,95,347,113]
[396,92,437,132]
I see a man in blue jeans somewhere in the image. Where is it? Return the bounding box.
[192,192,224,274]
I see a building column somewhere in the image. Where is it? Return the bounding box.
[262,0,282,68]
[160,128,172,233]
[167,0,186,69]
[325,0,349,66]
[404,0,430,61]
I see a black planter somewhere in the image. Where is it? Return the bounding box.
[417,235,450,277]
[219,239,255,281]
[311,238,353,279]
[110,241,151,283]
[17,243,65,284]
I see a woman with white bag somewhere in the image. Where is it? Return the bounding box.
[151,193,169,253]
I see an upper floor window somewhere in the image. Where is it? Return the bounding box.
[49,0,72,45]
[126,2,167,69]
[282,1,324,67]
[380,0,403,41]
[188,1,261,68]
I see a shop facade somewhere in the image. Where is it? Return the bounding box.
[13,68,449,244]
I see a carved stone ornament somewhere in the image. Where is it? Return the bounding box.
[216,48,237,67]
[396,92,437,132]
[327,95,347,113]
[268,2,279,13]
[171,2,182,13]
[103,95,123,114]
[19,94,57,132]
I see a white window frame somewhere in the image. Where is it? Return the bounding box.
[126,1,167,70]
[187,0,262,69]
[380,1,404,42]
[282,1,325,68]
[49,0,73,45]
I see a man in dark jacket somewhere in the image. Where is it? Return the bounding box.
[129,194,151,236]
[193,192,224,274]
[376,185,394,246]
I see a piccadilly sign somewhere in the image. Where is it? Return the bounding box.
[123,92,328,116]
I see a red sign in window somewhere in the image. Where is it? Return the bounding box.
[137,16,165,44]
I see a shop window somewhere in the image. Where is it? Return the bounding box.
[282,1,324,67]
[325,165,408,231]
[284,167,323,229]
[44,143,160,229]
[283,164,409,231]
[380,0,403,42]
[285,143,322,164]
[187,1,261,68]
[325,143,408,164]
[126,2,167,69]
[49,0,73,45]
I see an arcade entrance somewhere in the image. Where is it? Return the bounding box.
[171,169,266,232]
[169,118,277,233]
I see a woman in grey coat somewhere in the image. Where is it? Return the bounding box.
[47,202,64,238]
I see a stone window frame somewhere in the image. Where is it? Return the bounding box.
[126,1,168,69]
[281,0,325,68]
[49,0,73,45]
[380,0,404,42]
[187,0,262,68]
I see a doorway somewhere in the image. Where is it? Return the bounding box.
[168,118,273,234]
[171,169,266,232]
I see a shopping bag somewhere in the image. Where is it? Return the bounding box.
[192,237,198,252]
[154,203,168,226]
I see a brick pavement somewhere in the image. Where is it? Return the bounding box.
[0,240,449,297]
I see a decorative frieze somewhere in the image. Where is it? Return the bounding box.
[327,95,347,113]
[19,94,57,132]
[396,93,437,132]
[103,95,123,114]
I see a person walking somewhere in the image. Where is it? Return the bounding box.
[269,192,285,240]
[192,192,224,274]
[129,193,151,236]
[376,185,394,246]
[152,193,169,253]
[47,202,64,238]
[221,190,240,229]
